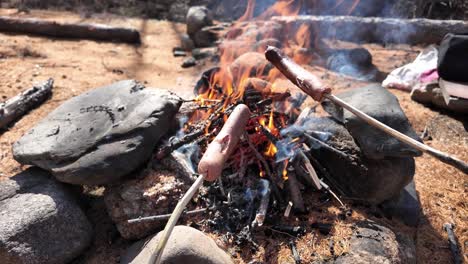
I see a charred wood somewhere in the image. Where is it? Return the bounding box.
[443,223,462,264]
[0,78,53,130]
[287,172,306,213]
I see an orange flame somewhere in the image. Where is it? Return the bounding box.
[282,159,289,180]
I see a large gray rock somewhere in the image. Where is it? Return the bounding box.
[296,116,415,204]
[335,221,416,264]
[322,84,422,159]
[0,168,93,264]
[121,226,234,264]
[13,80,181,185]
[104,168,190,240]
[186,6,213,36]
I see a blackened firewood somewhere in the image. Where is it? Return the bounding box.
[287,172,305,213]
[443,223,462,264]
[0,16,141,44]
[0,78,53,130]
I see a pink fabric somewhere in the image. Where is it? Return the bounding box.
[419,69,439,83]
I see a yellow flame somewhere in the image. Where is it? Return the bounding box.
[282,159,289,180]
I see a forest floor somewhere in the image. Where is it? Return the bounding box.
[0,8,466,264]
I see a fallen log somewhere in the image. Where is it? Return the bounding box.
[0,16,141,44]
[274,15,468,45]
[0,78,53,130]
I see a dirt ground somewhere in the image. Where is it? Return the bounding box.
[0,8,466,264]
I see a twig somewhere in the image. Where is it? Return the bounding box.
[289,240,302,264]
[127,207,208,223]
[297,147,321,190]
[284,201,293,217]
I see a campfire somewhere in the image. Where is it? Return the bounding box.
[1,1,468,263]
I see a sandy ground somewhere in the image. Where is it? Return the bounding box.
[0,8,466,264]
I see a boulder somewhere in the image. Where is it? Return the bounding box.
[186,6,213,36]
[299,116,415,204]
[285,110,416,203]
[322,84,422,159]
[0,168,93,264]
[228,52,273,86]
[121,226,234,264]
[104,168,191,240]
[335,221,416,264]
[13,80,181,185]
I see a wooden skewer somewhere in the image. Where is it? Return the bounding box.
[265,46,468,174]
[150,174,205,264]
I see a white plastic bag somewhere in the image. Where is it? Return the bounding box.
[382,46,438,91]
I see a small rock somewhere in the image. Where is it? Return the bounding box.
[335,221,416,264]
[327,48,380,81]
[121,226,234,264]
[179,33,195,51]
[181,56,197,68]
[229,52,273,86]
[427,114,468,142]
[186,6,213,36]
[192,26,219,47]
[322,84,423,159]
[0,168,93,264]
[192,47,218,60]
[173,48,187,57]
[13,80,181,185]
[104,169,191,239]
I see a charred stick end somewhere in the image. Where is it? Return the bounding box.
[265,46,331,102]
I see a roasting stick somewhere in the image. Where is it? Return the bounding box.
[265,46,468,174]
[151,104,251,264]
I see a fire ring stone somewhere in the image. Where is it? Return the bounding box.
[13,80,181,185]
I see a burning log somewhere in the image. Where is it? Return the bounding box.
[151,104,251,264]
[0,79,53,130]
[265,46,468,174]
[0,16,141,44]
[274,15,468,45]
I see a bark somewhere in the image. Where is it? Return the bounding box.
[0,16,141,44]
[0,78,53,129]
